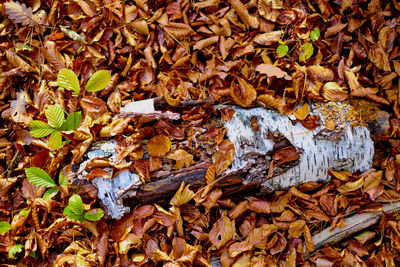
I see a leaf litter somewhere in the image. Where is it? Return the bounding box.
[0,0,399,266]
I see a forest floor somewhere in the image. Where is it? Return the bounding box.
[1,0,400,266]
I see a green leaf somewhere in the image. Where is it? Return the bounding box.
[8,244,23,259]
[63,206,84,221]
[30,120,54,138]
[45,104,65,129]
[0,221,11,233]
[43,187,59,200]
[29,251,36,258]
[25,167,56,188]
[277,43,289,58]
[84,208,104,221]
[60,111,82,131]
[48,131,63,150]
[58,69,80,96]
[299,42,314,62]
[86,70,111,92]
[68,194,83,215]
[310,27,320,41]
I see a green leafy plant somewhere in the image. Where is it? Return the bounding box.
[25,167,67,200]
[63,194,104,222]
[0,221,11,234]
[8,244,23,259]
[276,27,320,61]
[58,68,111,96]
[29,104,82,150]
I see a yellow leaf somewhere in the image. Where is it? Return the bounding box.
[146,135,171,157]
[293,104,309,121]
[337,177,364,193]
[329,170,351,181]
[170,182,195,206]
[167,149,194,169]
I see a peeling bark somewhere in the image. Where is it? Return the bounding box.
[73,99,388,219]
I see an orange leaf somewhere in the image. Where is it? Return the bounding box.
[304,225,314,253]
[293,104,309,121]
[220,108,236,122]
[230,78,257,107]
[209,215,235,249]
[212,139,235,175]
[205,163,216,184]
[321,82,348,101]
[146,134,171,157]
[167,149,194,169]
[288,220,305,239]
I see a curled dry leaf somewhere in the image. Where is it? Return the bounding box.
[170,182,195,207]
[321,82,348,101]
[205,163,216,184]
[230,78,257,107]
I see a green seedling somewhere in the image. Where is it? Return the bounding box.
[63,194,104,222]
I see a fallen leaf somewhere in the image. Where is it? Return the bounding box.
[167,149,195,169]
[147,135,171,157]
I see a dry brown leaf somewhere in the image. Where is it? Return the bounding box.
[245,224,277,249]
[5,49,36,73]
[212,139,235,175]
[4,1,41,26]
[288,220,305,239]
[229,0,259,29]
[307,65,334,81]
[205,163,216,184]
[253,31,283,45]
[193,36,219,51]
[209,215,236,249]
[230,78,257,107]
[255,64,291,80]
[321,82,348,101]
[43,40,65,70]
[167,149,195,170]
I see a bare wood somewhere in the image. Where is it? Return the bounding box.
[307,201,400,257]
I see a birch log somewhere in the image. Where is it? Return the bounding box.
[72,99,389,219]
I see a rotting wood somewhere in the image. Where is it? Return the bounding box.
[73,99,389,219]
[306,201,400,258]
